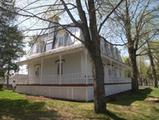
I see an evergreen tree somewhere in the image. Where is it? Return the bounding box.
[0,0,24,85]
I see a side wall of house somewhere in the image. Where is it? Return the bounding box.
[86,54,132,101]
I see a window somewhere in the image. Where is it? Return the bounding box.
[37,41,45,53]
[55,59,65,75]
[64,33,69,46]
[45,40,53,51]
[32,40,45,54]
[55,32,75,48]
[35,64,41,77]
[104,43,109,55]
[119,71,121,77]
[110,45,114,57]
[57,62,63,75]
[107,44,111,56]
[108,68,111,77]
[58,37,64,47]
[66,28,76,45]
[32,44,38,54]
[113,69,117,78]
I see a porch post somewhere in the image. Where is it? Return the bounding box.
[27,64,29,84]
[59,55,62,84]
[40,58,43,84]
[85,50,88,101]
[28,61,30,84]
[110,61,112,82]
[107,61,110,82]
[85,50,88,84]
[116,64,119,81]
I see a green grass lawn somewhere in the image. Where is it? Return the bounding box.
[0,87,159,120]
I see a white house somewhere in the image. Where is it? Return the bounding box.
[10,17,131,101]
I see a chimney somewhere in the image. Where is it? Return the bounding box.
[48,15,60,23]
[47,15,60,35]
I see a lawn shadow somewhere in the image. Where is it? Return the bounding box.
[107,88,152,106]
[153,107,159,113]
[106,110,126,120]
[0,98,59,120]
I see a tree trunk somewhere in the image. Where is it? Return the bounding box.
[6,70,10,88]
[147,42,158,88]
[72,0,106,113]
[124,0,139,92]
[87,42,106,113]
[128,48,139,92]
[83,0,106,113]
[151,63,158,88]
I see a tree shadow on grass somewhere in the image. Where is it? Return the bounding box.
[0,99,59,120]
[108,88,152,106]
[106,110,126,120]
[153,107,159,113]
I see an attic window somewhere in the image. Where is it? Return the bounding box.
[45,40,53,51]
[32,44,38,54]
[58,37,64,47]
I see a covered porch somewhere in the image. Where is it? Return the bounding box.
[13,46,92,85]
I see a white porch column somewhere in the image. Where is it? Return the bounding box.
[108,64,110,83]
[40,58,43,84]
[59,55,62,84]
[27,64,29,84]
[28,61,31,84]
[117,64,120,80]
[85,50,88,84]
[85,50,88,101]
[116,64,119,81]
[110,61,112,81]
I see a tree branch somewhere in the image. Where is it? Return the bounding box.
[60,0,80,27]
[98,0,124,33]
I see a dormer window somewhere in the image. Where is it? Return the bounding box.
[58,37,64,47]
[45,40,53,51]
[32,44,38,54]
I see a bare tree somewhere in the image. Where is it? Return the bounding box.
[59,0,124,113]
[107,0,158,91]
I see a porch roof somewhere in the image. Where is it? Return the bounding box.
[102,55,130,69]
[17,44,129,69]
[17,44,84,65]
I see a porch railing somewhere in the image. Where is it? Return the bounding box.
[9,73,131,85]
[9,74,29,84]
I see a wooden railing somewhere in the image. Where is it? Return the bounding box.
[10,73,87,85]
[9,74,29,84]
[10,73,131,85]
